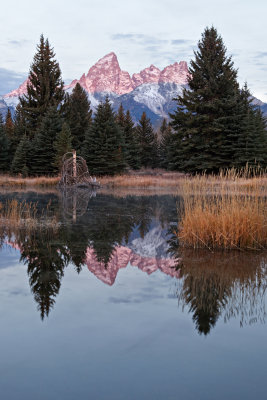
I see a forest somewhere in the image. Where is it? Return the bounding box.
[0,27,266,176]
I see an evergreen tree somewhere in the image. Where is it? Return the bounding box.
[10,105,26,161]
[32,107,62,175]
[136,112,157,168]
[11,135,32,176]
[158,119,173,169]
[4,108,14,139]
[53,122,73,170]
[170,27,241,172]
[116,105,140,169]
[0,116,10,172]
[18,34,64,138]
[63,83,92,152]
[229,84,267,168]
[116,103,125,128]
[124,110,141,169]
[83,97,125,176]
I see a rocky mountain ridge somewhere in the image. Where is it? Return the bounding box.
[4,51,189,98]
[1,52,266,125]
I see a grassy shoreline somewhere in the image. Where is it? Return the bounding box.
[1,169,266,190]
[0,170,266,251]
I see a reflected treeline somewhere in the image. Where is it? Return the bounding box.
[1,191,266,333]
[171,244,267,335]
[0,191,178,318]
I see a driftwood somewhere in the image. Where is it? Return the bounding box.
[59,187,96,221]
[58,151,100,188]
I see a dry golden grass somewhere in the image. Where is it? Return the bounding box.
[177,170,267,250]
[99,170,186,188]
[0,175,59,188]
[0,199,58,230]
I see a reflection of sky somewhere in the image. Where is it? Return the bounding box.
[0,245,20,270]
[0,247,266,400]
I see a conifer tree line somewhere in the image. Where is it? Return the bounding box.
[0,29,266,176]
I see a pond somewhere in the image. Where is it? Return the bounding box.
[0,189,266,400]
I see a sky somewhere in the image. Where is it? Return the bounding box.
[1,0,267,100]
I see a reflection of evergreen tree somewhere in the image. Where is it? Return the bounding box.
[182,273,229,335]
[168,230,266,334]
[19,228,69,319]
[61,223,90,273]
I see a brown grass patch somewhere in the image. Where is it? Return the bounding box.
[99,170,186,188]
[177,172,267,250]
[0,199,58,230]
[0,175,59,188]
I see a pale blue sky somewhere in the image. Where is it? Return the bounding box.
[1,0,267,100]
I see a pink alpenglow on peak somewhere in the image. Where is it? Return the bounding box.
[159,61,189,84]
[132,65,161,87]
[66,52,134,95]
[4,78,30,99]
[5,52,189,98]
[86,245,181,286]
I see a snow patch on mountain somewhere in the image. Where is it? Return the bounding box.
[129,224,171,258]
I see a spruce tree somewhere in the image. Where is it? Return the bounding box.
[124,110,141,169]
[136,112,157,168]
[231,84,267,168]
[83,97,125,175]
[11,135,32,176]
[18,34,64,138]
[0,116,10,172]
[170,26,241,172]
[116,105,140,169]
[63,83,92,152]
[158,119,173,169]
[32,107,62,175]
[116,103,125,128]
[4,108,14,138]
[53,122,73,170]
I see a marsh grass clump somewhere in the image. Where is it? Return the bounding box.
[0,175,59,188]
[0,199,58,230]
[178,169,267,250]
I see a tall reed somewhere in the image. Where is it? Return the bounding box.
[0,199,58,230]
[177,169,267,250]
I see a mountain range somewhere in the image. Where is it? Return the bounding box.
[0,52,266,125]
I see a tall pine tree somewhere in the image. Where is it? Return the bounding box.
[11,135,33,176]
[53,122,73,170]
[170,27,241,172]
[63,83,92,153]
[0,115,10,172]
[124,110,141,169]
[18,34,64,138]
[136,112,157,168]
[116,105,140,169]
[83,97,125,175]
[158,119,173,169]
[32,107,62,175]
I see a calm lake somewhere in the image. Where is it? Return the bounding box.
[0,189,266,400]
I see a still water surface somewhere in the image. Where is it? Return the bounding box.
[0,190,266,400]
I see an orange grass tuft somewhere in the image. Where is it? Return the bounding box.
[0,199,58,230]
[0,175,59,188]
[178,172,267,250]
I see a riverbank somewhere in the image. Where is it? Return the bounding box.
[1,168,266,190]
[0,170,186,189]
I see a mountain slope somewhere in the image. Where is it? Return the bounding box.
[1,52,267,124]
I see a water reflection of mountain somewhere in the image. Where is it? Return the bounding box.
[1,193,179,318]
[0,191,266,334]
